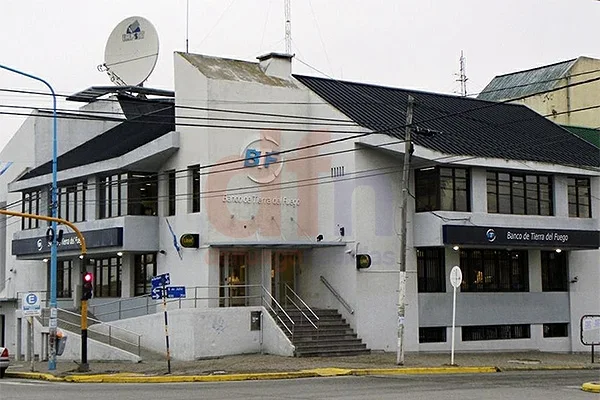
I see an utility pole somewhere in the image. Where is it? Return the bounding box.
[397,95,414,365]
[457,51,468,97]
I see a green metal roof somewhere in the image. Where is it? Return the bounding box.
[562,125,600,148]
[477,59,577,101]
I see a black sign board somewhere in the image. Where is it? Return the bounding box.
[443,225,599,249]
[179,233,199,249]
[12,227,123,256]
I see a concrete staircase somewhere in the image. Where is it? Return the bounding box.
[278,308,370,357]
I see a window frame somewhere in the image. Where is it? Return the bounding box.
[541,251,568,291]
[417,247,446,292]
[487,170,553,216]
[459,249,529,292]
[21,190,41,230]
[134,253,158,296]
[167,170,176,216]
[462,324,531,341]
[188,165,201,213]
[568,177,592,218]
[415,166,470,212]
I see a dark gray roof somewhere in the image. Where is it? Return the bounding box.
[19,97,175,181]
[477,59,576,101]
[293,75,599,168]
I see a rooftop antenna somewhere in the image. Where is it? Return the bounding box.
[284,0,292,54]
[456,50,468,96]
[98,16,160,87]
[186,0,190,52]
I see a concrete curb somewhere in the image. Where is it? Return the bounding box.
[498,365,598,372]
[4,364,595,384]
[581,382,600,393]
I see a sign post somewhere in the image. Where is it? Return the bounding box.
[449,266,462,366]
[581,315,600,363]
[22,292,41,372]
[151,273,172,374]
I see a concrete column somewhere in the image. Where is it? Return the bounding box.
[86,176,98,220]
[16,317,22,361]
[470,167,488,213]
[554,175,568,217]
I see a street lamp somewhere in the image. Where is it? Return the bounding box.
[0,64,59,370]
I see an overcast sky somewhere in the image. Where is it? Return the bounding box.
[0,0,597,152]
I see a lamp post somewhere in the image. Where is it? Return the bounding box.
[0,64,59,370]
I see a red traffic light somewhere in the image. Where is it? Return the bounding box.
[83,272,93,282]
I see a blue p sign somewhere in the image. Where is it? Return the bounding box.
[26,293,38,305]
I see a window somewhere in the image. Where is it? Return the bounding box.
[487,171,553,215]
[415,167,470,212]
[134,253,157,296]
[462,324,530,341]
[167,170,176,216]
[58,182,86,222]
[189,165,200,213]
[543,323,568,338]
[98,173,158,218]
[417,248,446,292]
[21,190,41,229]
[541,251,568,291]
[568,177,591,218]
[460,249,528,292]
[89,257,122,297]
[419,327,447,343]
[48,260,72,298]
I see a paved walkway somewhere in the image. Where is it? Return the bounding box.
[6,351,599,379]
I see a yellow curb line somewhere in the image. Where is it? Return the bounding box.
[582,382,600,393]
[351,366,498,375]
[6,371,64,382]
[64,371,318,383]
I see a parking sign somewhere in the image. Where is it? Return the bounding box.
[22,292,42,317]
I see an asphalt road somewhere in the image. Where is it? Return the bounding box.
[0,370,597,399]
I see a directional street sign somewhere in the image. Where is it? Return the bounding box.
[151,273,171,288]
[22,292,42,317]
[166,286,186,299]
[151,286,163,300]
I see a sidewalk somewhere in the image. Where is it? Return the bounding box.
[6,351,599,383]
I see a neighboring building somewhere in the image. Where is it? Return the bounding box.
[478,56,600,128]
[0,51,598,362]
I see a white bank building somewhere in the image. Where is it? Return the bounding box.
[0,51,598,361]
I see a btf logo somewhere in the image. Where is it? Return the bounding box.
[242,135,283,184]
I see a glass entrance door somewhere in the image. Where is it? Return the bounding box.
[219,252,247,307]
[271,252,298,305]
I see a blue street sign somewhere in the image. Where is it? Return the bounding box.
[151,286,163,300]
[151,273,171,288]
[166,286,186,299]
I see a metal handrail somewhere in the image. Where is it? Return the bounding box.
[320,275,354,314]
[56,308,142,356]
[261,286,295,337]
[284,284,319,331]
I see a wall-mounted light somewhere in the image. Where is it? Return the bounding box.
[555,248,562,253]
[452,245,460,251]
[117,251,123,257]
[159,250,167,255]
[316,234,323,242]
[43,258,48,263]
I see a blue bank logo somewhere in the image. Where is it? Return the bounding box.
[242,136,283,184]
[486,228,497,242]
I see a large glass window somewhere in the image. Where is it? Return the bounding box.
[541,251,568,291]
[167,170,176,216]
[98,173,158,218]
[47,260,72,298]
[543,323,568,338]
[21,190,41,229]
[462,324,530,341]
[419,327,447,343]
[415,166,470,212]
[417,248,446,292]
[134,253,157,296]
[460,249,528,292]
[58,182,86,222]
[89,256,122,297]
[568,177,591,218]
[487,171,553,215]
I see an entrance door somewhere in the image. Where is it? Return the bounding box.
[219,253,247,307]
[271,252,298,305]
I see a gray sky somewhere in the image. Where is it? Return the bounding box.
[0,0,597,152]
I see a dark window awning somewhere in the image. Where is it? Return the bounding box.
[208,240,346,249]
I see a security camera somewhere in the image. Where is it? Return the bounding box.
[570,276,578,284]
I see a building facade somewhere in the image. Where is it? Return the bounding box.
[0,51,598,360]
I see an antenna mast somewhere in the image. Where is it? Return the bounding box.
[186,0,190,52]
[284,0,292,54]
[457,51,468,96]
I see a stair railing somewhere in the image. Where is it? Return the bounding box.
[56,308,142,356]
[284,284,319,333]
[261,286,295,337]
[320,275,354,314]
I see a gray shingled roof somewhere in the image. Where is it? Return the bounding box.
[477,59,577,101]
[294,74,599,169]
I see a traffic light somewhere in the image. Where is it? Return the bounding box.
[82,272,93,300]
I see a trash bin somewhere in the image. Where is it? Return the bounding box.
[56,329,68,356]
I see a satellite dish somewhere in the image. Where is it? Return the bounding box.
[103,16,159,86]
